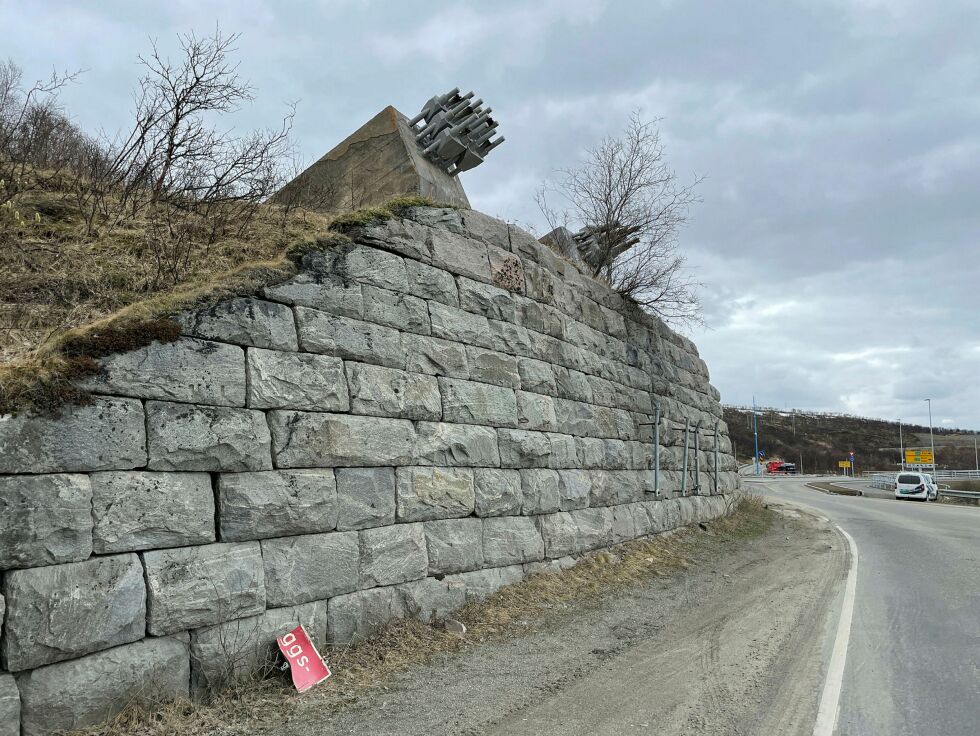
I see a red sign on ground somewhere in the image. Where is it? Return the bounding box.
[276,624,331,692]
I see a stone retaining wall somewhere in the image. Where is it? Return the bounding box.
[0,206,738,735]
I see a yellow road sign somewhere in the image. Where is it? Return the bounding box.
[838,460,851,468]
[905,449,934,464]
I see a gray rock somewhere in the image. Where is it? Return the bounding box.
[0,673,17,736]
[404,259,459,306]
[340,245,408,292]
[574,507,615,550]
[143,542,265,635]
[77,338,245,407]
[521,469,561,515]
[361,285,430,335]
[576,437,606,469]
[270,411,416,467]
[16,636,189,736]
[429,229,491,282]
[488,245,525,293]
[488,319,534,356]
[557,469,591,511]
[0,397,146,474]
[611,505,637,544]
[218,470,338,541]
[397,577,466,623]
[516,390,558,432]
[497,429,551,468]
[535,512,580,559]
[0,474,92,570]
[424,518,484,575]
[523,262,557,305]
[396,467,475,522]
[356,217,433,263]
[465,346,520,388]
[146,401,272,472]
[429,301,494,349]
[473,468,523,517]
[358,523,427,588]
[590,470,644,507]
[448,565,524,603]
[553,366,594,403]
[405,334,469,378]
[91,472,214,553]
[518,358,557,395]
[178,297,298,351]
[517,296,562,338]
[602,439,630,470]
[1,554,145,671]
[190,600,326,695]
[460,209,511,251]
[554,398,598,437]
[262,531,359,606]
[457,276,516,321]
[547,433,579,469]
[347,362,442,420]
[246,348,350,411]
[327,586,406,645]
[416,422,500,467]
[264,270,363,319]
[439,377,518,427]
[336,467,396,531]
[483,516,544,566]
[295,307,405,368]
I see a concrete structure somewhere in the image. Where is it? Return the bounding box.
[0,207,737,734]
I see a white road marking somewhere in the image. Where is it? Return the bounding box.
[813,526,859,736]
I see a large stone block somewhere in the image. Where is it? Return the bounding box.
[457,276,516,322]
[355,216,434,263]
[77,338,245,406]
[0,474,92,569]
[497,428,551,468]
[557,469,591,511]
[361,284,431,335]
[460,209,511,251]
[520,469,561,515]
[473,468,523,517]
[143,542,265,635]
[488,319,534,356]
[404,259,459,306]
[429,229,491,282]
[262,531,359,606]
[574,507,615,550]
[553,366,594,403]
[483,516,544,566]
[516,390,558,432]
[327,586,406,645]
[405,334,469,379]
[189,600,326,694]
[347,362,442,420]
[0,397,146,474]
[358,523,427,588]
[397,576,467,623]
[270,411,416,467]
[518,358,557,395]
[263,266,363,319]
[91,471,214,553]
[295,307,405,368]
[547,432,579,469]
[218,470,337,541]
[178,297,298,351]
[590,470,644,507]
[16,637,189,736]
[146,401,272,472]
[246,348,350,411]
[0,673,17,736]
[424,518,484,575]
[416,422,500,467]
[340,245,409,292]
[1,554,145,671]
[429,301,494,349]
[535,512,580,559]
[488,245,525,294]
[439,377,518,427]
[333,467,396,531]
[554,398,598,438]
[447,564,524,603]
[396,467,475,522]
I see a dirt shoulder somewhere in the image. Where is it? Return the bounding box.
[82,503,846,736]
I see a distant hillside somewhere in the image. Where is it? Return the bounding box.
[723,406,979,474]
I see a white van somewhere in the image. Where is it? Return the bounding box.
[894,472,938,501]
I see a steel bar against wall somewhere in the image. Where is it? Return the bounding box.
[694,419,702,494]
[681,417,691,497]
[713,419,720,494]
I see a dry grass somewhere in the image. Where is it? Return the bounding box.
[71,496,772,736]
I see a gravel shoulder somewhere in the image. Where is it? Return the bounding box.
[274,506,847,736]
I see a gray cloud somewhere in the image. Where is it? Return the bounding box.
[5,0,978,428]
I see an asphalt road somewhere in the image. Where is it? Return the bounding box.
[750,477,980,736]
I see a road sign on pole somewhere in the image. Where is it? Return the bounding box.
[905,449,934,465]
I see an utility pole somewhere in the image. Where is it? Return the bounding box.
[899,419,904,471]
[925,398,936,475]
[799,451,803,475]
[974,435,978,472]
[753,395,760,476]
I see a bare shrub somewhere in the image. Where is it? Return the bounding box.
[537,112,703,326]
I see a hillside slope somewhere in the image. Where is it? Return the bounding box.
[723,406,979,473]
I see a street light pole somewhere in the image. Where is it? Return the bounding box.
[753,395,760,476]
[899,419,904,471]
[925,398,936,475]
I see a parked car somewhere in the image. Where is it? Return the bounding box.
[894,472,938,501]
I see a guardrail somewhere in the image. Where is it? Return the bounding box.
[939,487,980,500]
[863,469,980,480]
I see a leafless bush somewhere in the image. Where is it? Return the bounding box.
[537,112,703,326]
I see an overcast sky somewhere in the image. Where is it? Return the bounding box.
[8,0,979,429]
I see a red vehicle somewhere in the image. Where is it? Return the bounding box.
[766,460,797,474]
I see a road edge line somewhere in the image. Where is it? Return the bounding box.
[813,525,858,736]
